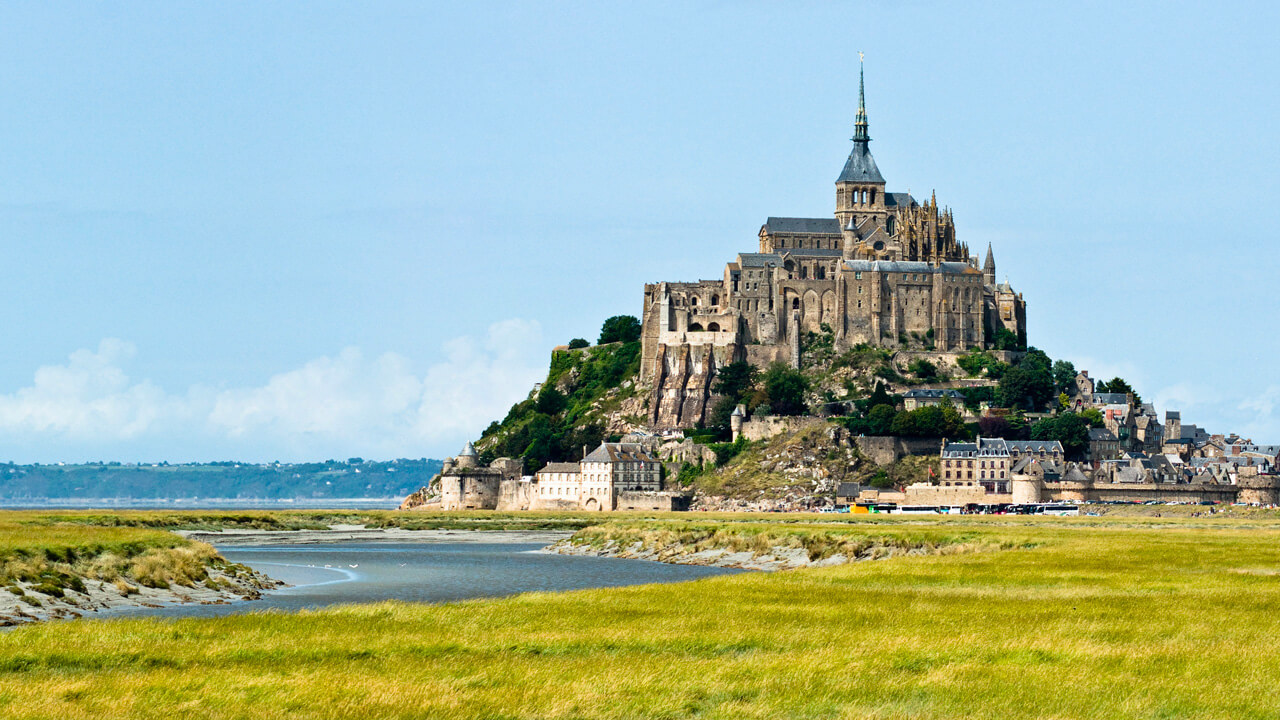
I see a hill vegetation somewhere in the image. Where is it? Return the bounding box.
[478,316,645,472]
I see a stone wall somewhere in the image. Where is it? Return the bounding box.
[615,491,692,512]
[853,436,944,465]
[740,415,827,442]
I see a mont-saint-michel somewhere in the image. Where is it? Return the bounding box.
[5,5,1280,718]
[419,61,1276,515]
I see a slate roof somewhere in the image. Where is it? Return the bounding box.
[844,260,978,274]
[942,437,1010,458]
[763,217,842,235]
[537,462,581,474]
[1089,428,1117,441]
[1005,440,1065,454]
[883,192,915,208]
[1093,393,1129,405]
[903,389,965,399]
[583,443,658,464]
[459,441,478,457]
[837,142,885,183]
[1166,411,1181,420]
[738,253,782,268]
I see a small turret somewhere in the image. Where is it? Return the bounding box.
[455,441,479,469]
[983,243,996,286]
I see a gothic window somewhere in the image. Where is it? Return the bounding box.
[816,266,825,280]
[690,296,698,306]
[707,322,720,332]
[800,266,808,280]
[792,298,800,310]
[869,189,876,204]
[711,295,719,306]
[887,216,895,234]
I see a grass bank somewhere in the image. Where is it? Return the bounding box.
[0,515,1279,716]
[0,515,274,623]
[554,520,1033,569]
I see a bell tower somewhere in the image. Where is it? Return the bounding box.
[835,54,888,230]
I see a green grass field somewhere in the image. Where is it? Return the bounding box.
[1,512,1279,718]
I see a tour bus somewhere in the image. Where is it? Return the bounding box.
[1008,503,1081,516]
[891,505,942,515]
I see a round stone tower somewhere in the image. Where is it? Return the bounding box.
[1011,473,1044,505]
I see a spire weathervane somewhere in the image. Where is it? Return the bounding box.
[853,52,870,144]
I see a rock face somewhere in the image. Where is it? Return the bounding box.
[398,485,438,510]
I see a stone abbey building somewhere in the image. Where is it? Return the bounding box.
[640,63,1027,428]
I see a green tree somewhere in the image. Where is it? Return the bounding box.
[1052,360,1076,394]
[998,350,1055,411]
[598,315,641,345]
[867,404,897,435]
[762,362,809,416]
[567,338,589,349]
[1081,407,1105,428]
[1030,412,1090,459]
[707,395,739,439]
[908,359,939,381]
[712,361,757,403]
[991,327,1023,351]
[535,386,567,416]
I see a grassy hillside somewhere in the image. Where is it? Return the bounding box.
[478,340,643,471]
[2,515,1280,717]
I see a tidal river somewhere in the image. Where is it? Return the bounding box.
[93,534,743,621]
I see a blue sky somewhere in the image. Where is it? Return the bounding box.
[0,1,1277,462]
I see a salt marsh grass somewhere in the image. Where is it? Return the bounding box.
[0,513,1277,717]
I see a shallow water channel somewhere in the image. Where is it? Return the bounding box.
[93,539,744,621]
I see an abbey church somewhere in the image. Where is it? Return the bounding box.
[640,62,1027,427]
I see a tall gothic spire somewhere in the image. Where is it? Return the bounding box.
[853,52,870,143]
[837,52,884,185]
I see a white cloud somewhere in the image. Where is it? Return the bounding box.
[0,321,547,461]
[0,339,187,440]
[1238,385,1280,442]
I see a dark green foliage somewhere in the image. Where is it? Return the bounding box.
[868,470,894,489]
[956,349,1007,379]
[990,326,1024,351]
[1081,407,1105,428]
[961,386,997,410]
[567,338,589,350]
[707,437,750,467]
[998,349,1055,411]
[712,361,757,403]
[598,315,641,345]
[762,363,809,416]
[890,403,967,439]
[1052,360,1076,394]
[867,404,898,435]
[535,387,568,416]
[867,382,893,411]
[908,359,939,381]
[706,396,738,441]
[1030,412,1091,459]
